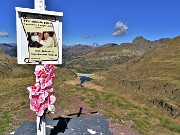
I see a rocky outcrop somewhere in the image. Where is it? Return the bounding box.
[132,36,171,53]
[151,99,180,117]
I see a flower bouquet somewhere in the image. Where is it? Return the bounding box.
[27,64,56,116]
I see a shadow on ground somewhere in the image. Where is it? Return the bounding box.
[50,117,71,135]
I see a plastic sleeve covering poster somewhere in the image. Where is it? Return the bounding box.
[22,17,58,63]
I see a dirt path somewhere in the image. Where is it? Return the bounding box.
[64,76,141,135]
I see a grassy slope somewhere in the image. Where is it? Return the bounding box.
[95,36,180,134]
[0,52,76,134]
[71,43,143,73]
[0,36,180,135]
[97,36,180,103]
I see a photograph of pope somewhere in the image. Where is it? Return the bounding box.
[27,31,57,48]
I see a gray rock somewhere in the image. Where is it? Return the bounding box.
[13,114,112,135]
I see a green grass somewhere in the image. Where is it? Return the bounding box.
[0,37,180,134]
[0,58,76,134]
[0,65,179,134]
[54,82,180,134]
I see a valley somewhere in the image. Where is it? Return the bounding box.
[0,36,180,134]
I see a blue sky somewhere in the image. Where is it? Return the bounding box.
[0,0,179,45]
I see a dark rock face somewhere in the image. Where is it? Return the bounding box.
[132,36,171,53]
[151,99,180,117]
[119,79,180,118]
[132,36,150,46]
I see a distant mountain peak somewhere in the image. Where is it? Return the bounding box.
[90,43,101,48]
[132,36,149,44]
[134,36,146,39]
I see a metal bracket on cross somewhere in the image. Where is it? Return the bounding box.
[35,0,46,10]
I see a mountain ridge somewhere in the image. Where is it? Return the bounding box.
[97,36,180,117]
[0,43,17,57]
[63,36,172,72]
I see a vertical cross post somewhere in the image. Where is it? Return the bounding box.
[37,114,46,135]
[34,1,46,134]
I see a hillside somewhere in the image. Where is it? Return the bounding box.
[63,36,171,73]
[0,43,17,57]
[61,36,180,134]
[0,36,180,134]
[0,50,33,77]
[63,44,95,54]
[0,51,77,134]
[132,36,171,52]
[62,44,96,68]
[97,36,180,117]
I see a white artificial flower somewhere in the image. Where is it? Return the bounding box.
[48,105,55,114]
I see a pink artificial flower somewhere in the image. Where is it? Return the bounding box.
[34,65,45,75]
[37,92,49,104]
[50,95,56,104]
[28,64,56,117]
[43,87,53,93]
[27,83,41,96]
[36,95,52,116]
[44,64,55,73]
[40,79,53,89]
[30,95,40,112]
[36,107,45,116]
[51,73,56,80]
[34,65,47,79]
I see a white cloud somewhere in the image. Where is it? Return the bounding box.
[0,30,9,37]
[112,21,128,36]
